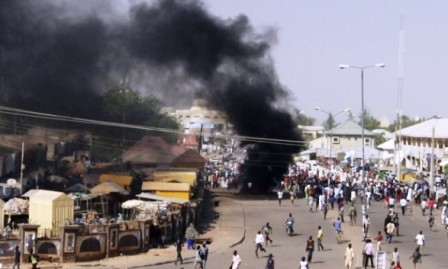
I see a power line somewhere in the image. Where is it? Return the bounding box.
[0,106,307,147]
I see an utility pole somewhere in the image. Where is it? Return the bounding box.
[395,16,405,180]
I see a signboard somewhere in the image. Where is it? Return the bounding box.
[376,251,387,269]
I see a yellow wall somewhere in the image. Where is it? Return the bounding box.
[99,174,132,189]
[153,171,197,186]
[154,191,190,200]
[0,200,3,232]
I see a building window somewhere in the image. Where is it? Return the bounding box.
[332,137,340,144]
[364,138,370,147]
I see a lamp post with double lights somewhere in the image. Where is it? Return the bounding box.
[314,107,350,187]
[339,63,385,217]
[339,64,385,174]
[314,107,351,158]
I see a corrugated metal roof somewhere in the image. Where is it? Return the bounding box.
[27,190,71,203]
[330,120,374,136]
[399,118,448,139]
[136,193,189,204]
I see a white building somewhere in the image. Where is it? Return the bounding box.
[307,120,375,158]
[378,117,448,171]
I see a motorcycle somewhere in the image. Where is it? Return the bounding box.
[286,220,294,236]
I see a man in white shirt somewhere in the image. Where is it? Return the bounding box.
[231,250,241,269]
[415,230,425,251]
[277,191,284,206]
[254,231,266,257]
[400,198,407,215]
[362,215,370,241]
[421,199,428,216]
[363,239,375,268]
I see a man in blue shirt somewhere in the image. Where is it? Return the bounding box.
[265,253,274,269]
[333,217,343,243]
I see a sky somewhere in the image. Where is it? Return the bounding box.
[201,0,448,125]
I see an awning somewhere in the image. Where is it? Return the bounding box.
[136,192,189,205]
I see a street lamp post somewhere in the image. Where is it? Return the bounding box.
[429,117,440,196]
[314,107,350,187]
[314,107,351,158]
[339,63,385,217]
[339,64,385,175]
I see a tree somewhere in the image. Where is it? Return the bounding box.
[102,87,141,123]
[374,132,386,147]
[323,113,336,131]
[91,86,179,160]
[388,115,421,132]
[358,109,380,131]
[293,109,315,126]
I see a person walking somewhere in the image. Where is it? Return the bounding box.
[305,236,315,263]
[428,213,435,230]
[421,199,427,216]
[185,223,199,249]
[174,236,183,265]
[428,197,435,216]
[415,231,425,252]
[200,242,209,269]
[349,203,357,226]
[409,247,422,269]
[317,226,324,251]
[299,256,309,269]
[362,215,370,241]
[323,202,328,220]
[308,195,314,212]
[375,231,383,251]
[262,222,273,247]
[27,249,39,269]
[391,247,400,265]
[231,250,242,269]
[392,213,400,236]
[344,243,355,269]
[333,217,343,243]
[399,197,407,215]
[277,190,284,206]
[265,253,274,269]
[386,220,395,243]
[194,245,204,269]
[12,245,20,269]
[339,202,345,222]
[290,188,296,206]
[254,231,266,258]
[363,239,375,269]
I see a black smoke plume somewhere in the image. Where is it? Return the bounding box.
[0,0,304,191]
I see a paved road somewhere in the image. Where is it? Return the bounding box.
[62,192,448,269]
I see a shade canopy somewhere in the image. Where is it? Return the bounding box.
[90,181,129,195]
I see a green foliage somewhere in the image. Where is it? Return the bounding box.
[323,113,336,131]
[374,132,386,147]
[388,115,422,132]
[90,86,179,160]
[358,109,380,131]
[293,109,315,126]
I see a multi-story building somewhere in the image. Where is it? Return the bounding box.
[161,99,234,148]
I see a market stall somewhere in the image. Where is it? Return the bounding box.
[27,190,74,237]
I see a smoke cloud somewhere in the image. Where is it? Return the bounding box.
[0,0,303,191]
